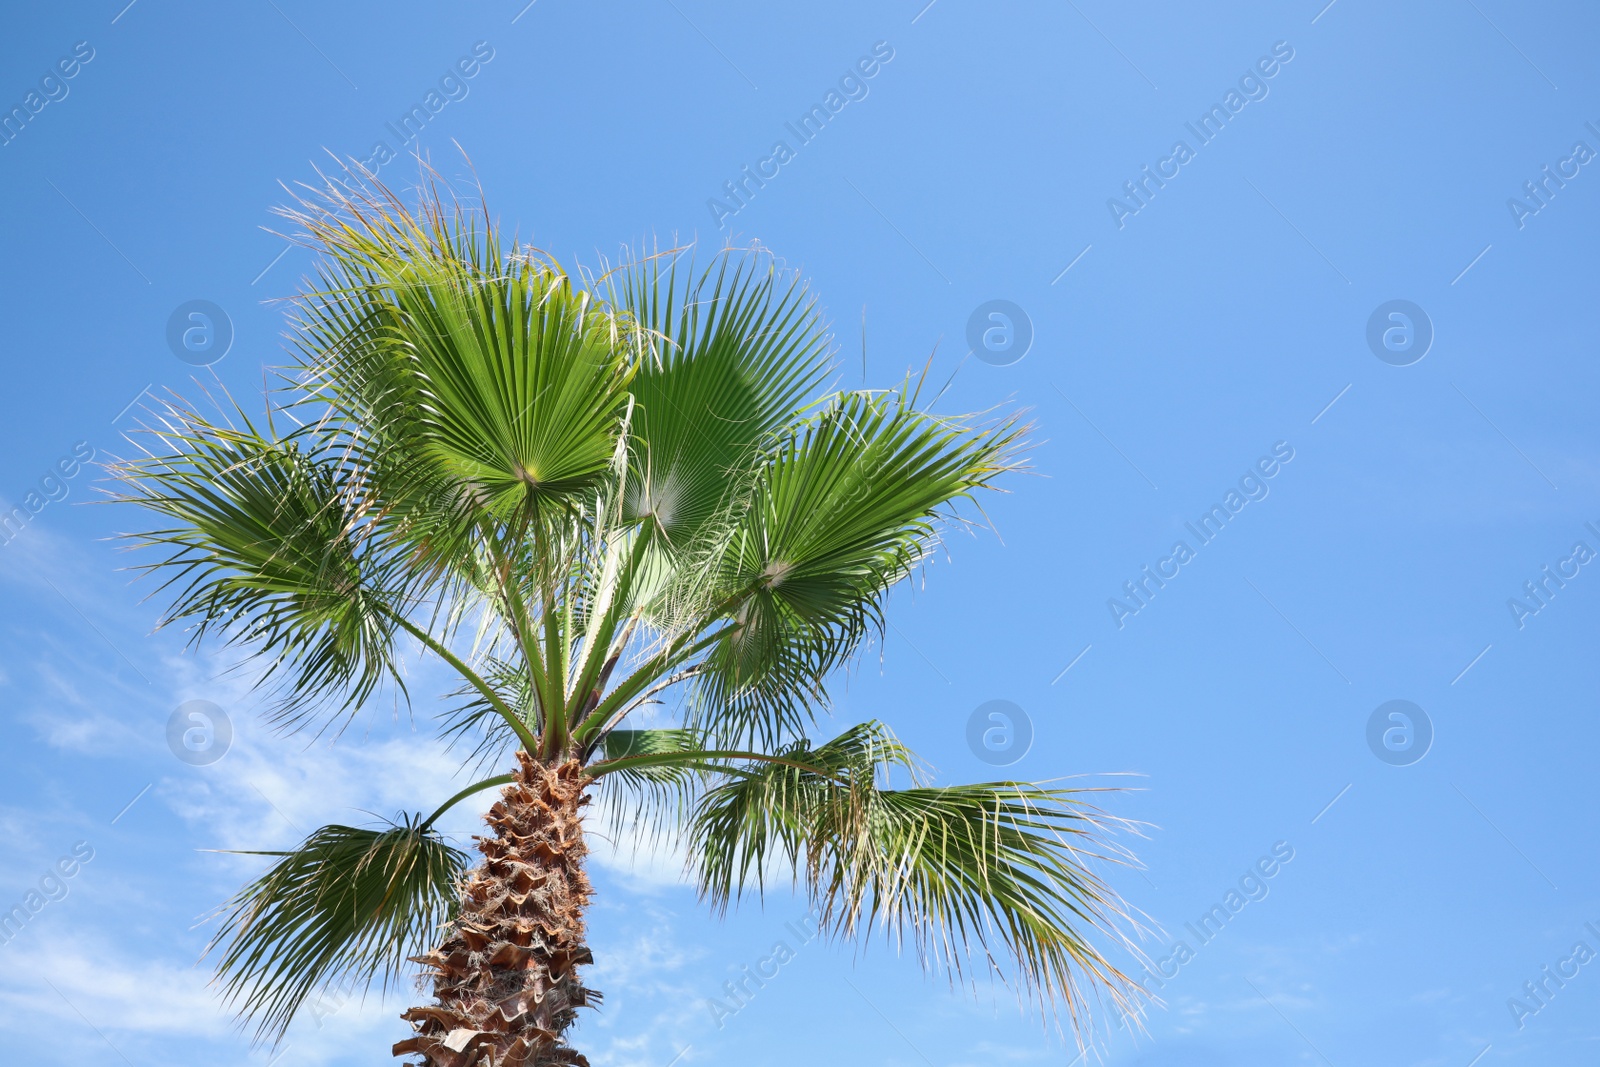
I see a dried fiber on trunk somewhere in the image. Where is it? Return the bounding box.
[396,756,596,1067]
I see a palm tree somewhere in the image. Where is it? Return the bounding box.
[115,175,1143,1066]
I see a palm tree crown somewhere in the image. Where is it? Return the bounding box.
[115,173,1143,1065]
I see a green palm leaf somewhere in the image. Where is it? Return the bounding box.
[688,722,1144,1029]
[112,173,1141,1054]
[613,246,830,555]
[207,819,469,1043]
[685,387,1025,745]
[284,184,635,603]
[114,407,408,732]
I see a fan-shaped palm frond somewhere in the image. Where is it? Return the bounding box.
[207,819,469,1042]
[680,386,1025,746]
[116,405,409,733]
[684,721,1146,1030]
[611,246,830,557]
[113,168,1140,1060]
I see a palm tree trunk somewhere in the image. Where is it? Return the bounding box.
[396,753,597,1067]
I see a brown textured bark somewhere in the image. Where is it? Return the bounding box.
[396,754,597,1067]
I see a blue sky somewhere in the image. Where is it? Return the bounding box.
[2,1,1598,1064]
